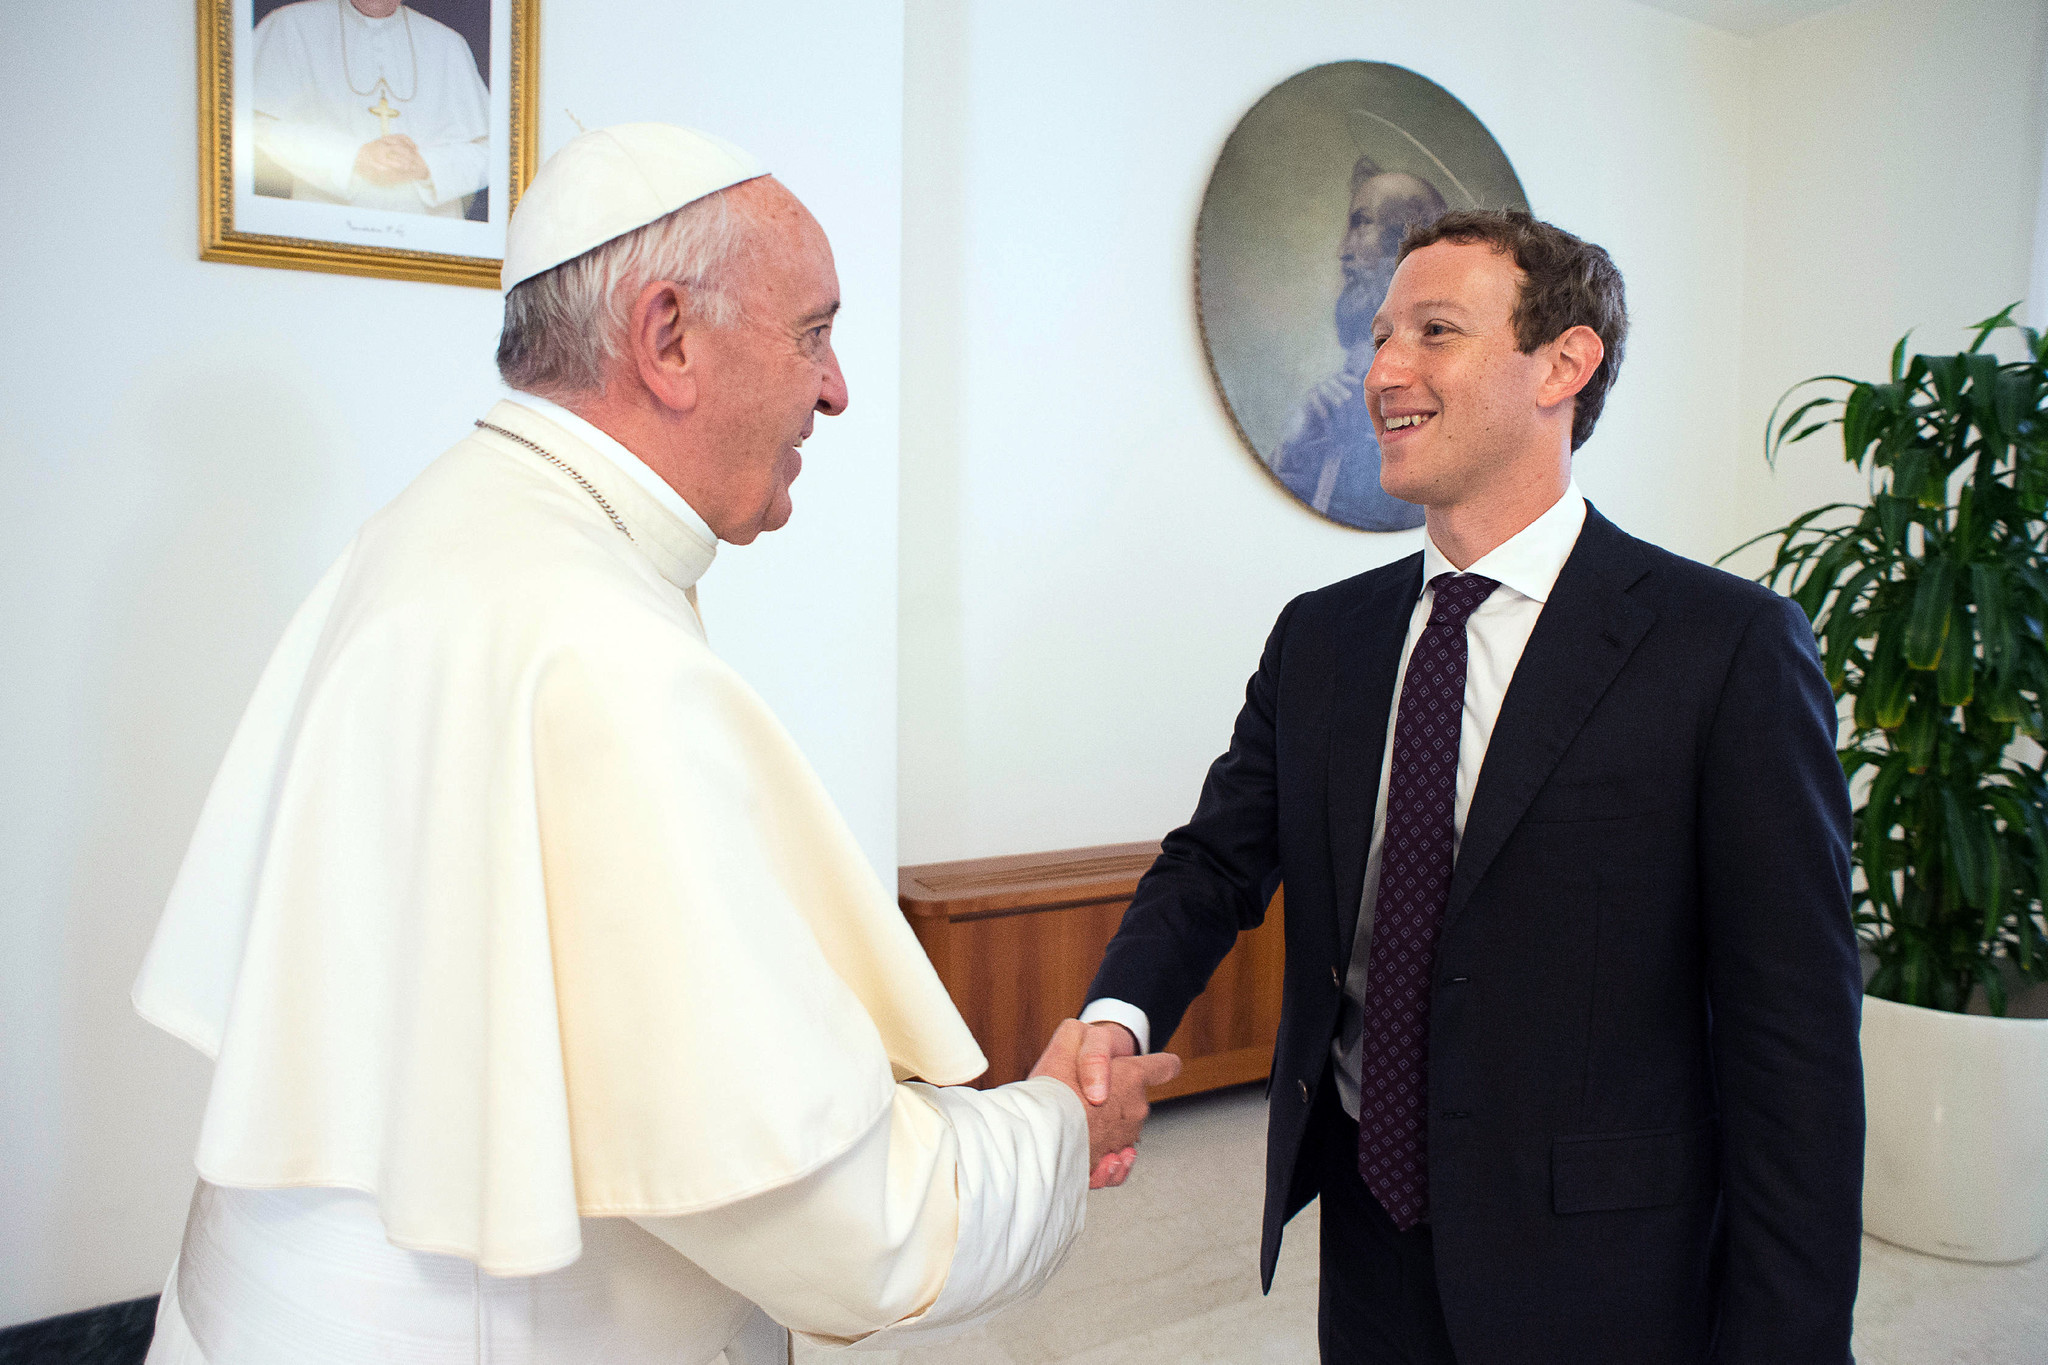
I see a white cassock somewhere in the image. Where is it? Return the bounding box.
[252,0,490,217]
[132,397,1089,1364]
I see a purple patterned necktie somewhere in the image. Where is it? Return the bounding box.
[1356,570,1499,1230]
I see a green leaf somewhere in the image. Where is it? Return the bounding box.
[1820,565,1882,689]
[1715,504,1861,568]
[1904,561,1958,669]
[1967,303,2021,354]
[1984,672,2028,723]
[1765,378,1853,467]
[1970,562,2014,670]
[1891,332,1913,383]
[1862,756,1912,909]
[1975,959,2009,1017]
[1966,352,2004,439]
[1900,695,1941,771]
[1876,493,1912,553]
[1903,935,1932,1006]
[2015,563,2048,615]
[1775,394,1838,449]
[1868,623,1914,728]
[1938,597,1977,706]
[1891,449,1934,504]
[1983,824,2009,939]
[1997,370,2034,444]
[1842,384,1884,462]
[1942,787,1994,909]
[1927,355,1964,409]
[1794,533,1862,621]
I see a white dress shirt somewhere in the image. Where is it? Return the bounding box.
[1083,484,1589,1123]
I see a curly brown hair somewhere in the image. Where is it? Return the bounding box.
[1397,210,1627,452]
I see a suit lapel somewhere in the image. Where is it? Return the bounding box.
[1444,510,1656,930]
[1326,555,1423,962]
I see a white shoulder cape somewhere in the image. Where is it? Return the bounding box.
[133,401,987,1275]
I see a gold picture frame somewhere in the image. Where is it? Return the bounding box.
[199,0,538,288]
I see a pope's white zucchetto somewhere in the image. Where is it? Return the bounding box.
[500,123,769,293]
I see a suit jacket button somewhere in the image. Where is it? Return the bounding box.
[1298,1079,1310,1103]
[1330,966,1341,988]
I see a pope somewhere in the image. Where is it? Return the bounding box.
[252,0,491,217]
[133,123,1178,1365]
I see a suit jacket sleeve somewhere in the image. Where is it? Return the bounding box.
[1697,593,1864,1362]
[1086,596,1299,1046]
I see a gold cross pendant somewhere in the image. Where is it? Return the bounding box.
[368,92,400,137]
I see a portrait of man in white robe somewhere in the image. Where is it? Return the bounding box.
[251,0,491,221]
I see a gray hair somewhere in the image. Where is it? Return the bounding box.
[496,187,754,400]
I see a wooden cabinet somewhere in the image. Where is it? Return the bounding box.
[898,842,1285,1102]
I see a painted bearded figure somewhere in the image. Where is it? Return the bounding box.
[1269,158,1445,531]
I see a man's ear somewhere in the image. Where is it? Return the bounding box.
[1539,324,1605,409]
[628,279,700,417]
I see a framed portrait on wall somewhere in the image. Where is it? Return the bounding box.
[198,0,538,288]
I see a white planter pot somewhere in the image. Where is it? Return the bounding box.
[1861,994,2048,1263]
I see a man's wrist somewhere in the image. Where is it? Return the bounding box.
[1078,997,1151,1054]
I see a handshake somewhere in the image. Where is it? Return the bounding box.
[1029,1019,1182,1190]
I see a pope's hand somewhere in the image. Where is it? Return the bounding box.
[354,135,430,186]
[1030,1019,1181,1189]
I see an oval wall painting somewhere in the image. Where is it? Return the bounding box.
[1197,62,1528,531]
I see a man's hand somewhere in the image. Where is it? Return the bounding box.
[1030,1020,1181,1189]
[1075,1020,1138,1105]
[354,135,430,186]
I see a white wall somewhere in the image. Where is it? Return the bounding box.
[0,0,903,1327]
[1732,0,2048,569]
[899,0,1753,864]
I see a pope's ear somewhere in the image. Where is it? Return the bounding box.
[628,279,700,417]
[1540,323,1605,408]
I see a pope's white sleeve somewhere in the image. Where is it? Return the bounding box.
[632,1075,1088,1349]
[253,116,361,201]
[250,18,360,201]
[412,38,491,208]
[415,137,490,209]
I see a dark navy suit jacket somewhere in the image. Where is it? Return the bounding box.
[1087,507,1864,1364]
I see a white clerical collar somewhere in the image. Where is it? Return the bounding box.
[344,1,402,29]
[504,393,720,550]
[1420,481,1588,605]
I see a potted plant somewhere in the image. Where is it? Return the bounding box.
[1732,304,2048,1263]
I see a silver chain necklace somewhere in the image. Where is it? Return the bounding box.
[474,420,635,543]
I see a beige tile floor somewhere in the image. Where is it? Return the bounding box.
[801,1084,2048,1364]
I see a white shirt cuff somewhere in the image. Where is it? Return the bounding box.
[1078,998,1152,1055]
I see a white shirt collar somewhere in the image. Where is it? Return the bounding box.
[1419,482,1588,605]
[504,392,720,550]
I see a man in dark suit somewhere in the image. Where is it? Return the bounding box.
[1074,211,1864,1362]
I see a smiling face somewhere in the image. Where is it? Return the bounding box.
[1363,239,1565,511]
[684,185,848,544]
